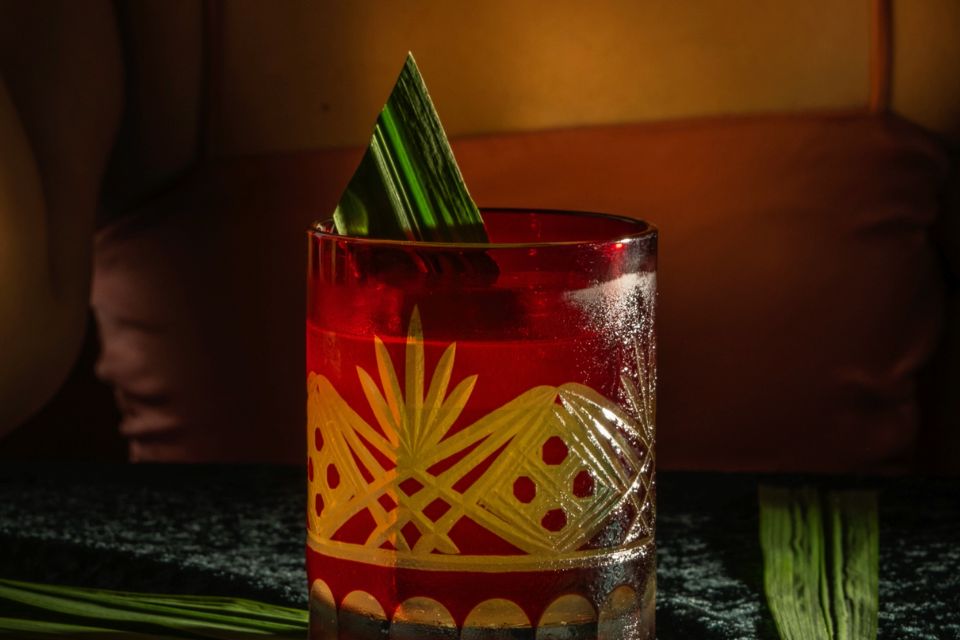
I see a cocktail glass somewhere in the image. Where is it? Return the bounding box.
[306,209,657,639]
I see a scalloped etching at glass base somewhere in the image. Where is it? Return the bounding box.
[309,580,655,640]
[307,309,655,639]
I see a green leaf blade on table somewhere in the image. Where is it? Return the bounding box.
[0,616,187,640]
[828,491,879,640]
[758,487,879,640]
[0,579,306,639]
[8,582,306,626]
[759,486,834,640]
[334,53,488,243]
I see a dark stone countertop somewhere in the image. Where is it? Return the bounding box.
[0,465,956,639]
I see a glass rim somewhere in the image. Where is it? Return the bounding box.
[308,207,657,250]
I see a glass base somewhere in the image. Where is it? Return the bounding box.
[310,609,654,640]
[307,545,655,640]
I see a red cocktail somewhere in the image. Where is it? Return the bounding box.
[306,209,657,639]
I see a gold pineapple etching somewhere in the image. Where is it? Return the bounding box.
[307,308,654,567]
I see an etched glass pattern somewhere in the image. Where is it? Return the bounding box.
[306,210,657,639]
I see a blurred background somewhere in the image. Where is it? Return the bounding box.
[1,0,958,472]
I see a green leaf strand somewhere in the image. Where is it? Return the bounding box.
[828,491,879,640]
[0,579,306,638]
[758,487,879,640]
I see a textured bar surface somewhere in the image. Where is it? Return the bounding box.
[0,466,955,639]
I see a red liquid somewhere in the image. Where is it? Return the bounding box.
[306,210,657,639]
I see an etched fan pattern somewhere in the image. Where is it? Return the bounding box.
[307,309,654,558]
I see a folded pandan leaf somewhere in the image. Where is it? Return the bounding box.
[333,53,488,243]
[759,486,834,639]
[827,491,879,640]
[0,579,306,638]
[758,487,878,640]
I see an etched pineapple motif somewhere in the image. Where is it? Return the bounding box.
[306,308,654,561]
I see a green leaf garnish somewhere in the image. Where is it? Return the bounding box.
[759,486,834,639]
[0,579,306,638]
[333,53,487,242]
[758,487,879,640]
[827,491,879,640]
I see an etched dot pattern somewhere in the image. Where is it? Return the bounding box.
[327,464,340,489]
[513,476,537,504]
[573,470,595,498]
[541,508,567,532]
[542,436,569,465]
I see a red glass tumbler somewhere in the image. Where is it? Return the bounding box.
[306,209,657,639]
